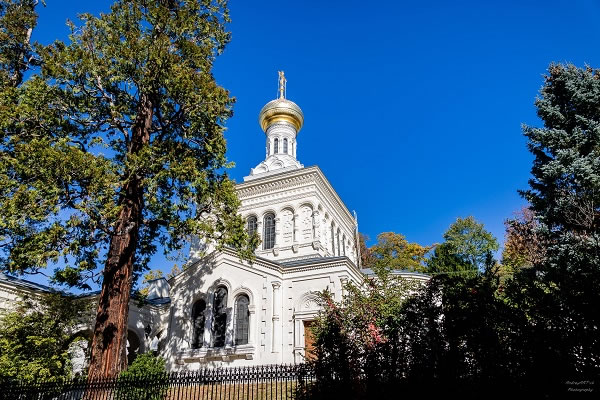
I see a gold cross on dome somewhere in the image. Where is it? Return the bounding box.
[278,71,286,99]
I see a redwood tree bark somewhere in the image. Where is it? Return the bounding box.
[87,95,153,378]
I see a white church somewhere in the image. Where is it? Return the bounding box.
[0,73,427,371]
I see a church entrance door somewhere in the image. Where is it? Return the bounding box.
[303,320,316,360]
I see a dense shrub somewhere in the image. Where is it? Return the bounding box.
[305,263,592,399]
[116,353,168,400]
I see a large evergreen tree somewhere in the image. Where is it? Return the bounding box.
[0,0,257,378]
[516,63,600,380]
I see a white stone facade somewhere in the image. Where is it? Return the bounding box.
[159,155,365,368]
[160,248,363,368]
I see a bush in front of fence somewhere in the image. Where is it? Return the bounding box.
[116,352,169,400]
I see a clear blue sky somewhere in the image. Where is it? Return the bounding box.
[27,1,600,286]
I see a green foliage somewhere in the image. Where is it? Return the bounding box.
[428,216,498,273]
[120,352,166,378]
[0,0,258,289]
[511,62,600,381]
[117,352,168,400]
[0,292,90,383]
[0,0,40,88]
[368,232,432,273]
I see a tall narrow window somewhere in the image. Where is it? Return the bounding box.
[342,235,346,256]
[247,216,257,236]
[212,287,228,347]
[337,229,341,256]
[191,299,206,349]
[263,213,276,250]
[331,223,335,255]
[274,138,279,154]
[267,139,270,156]
[283,138,288,154]
[235,295,250,345]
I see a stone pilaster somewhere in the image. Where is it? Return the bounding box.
[271,282,281,353]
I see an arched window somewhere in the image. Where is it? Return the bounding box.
[191,299,206,349]
[283,138,288,154]
[331,223,335,254]
[235,295,250,345]
[342,235,346,256]
[274,138,279,154]
[212,287,228,347]
[337,229,341,256]
[263,213,276,250]
[247,216,257,236]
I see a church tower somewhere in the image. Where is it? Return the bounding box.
[235,72,360,264]
[244,71,304,181]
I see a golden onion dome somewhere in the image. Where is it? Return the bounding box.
[258,97,304,133]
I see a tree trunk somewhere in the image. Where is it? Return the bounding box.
[87,94,153,379]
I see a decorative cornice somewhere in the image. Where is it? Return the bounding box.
[170,247,364,288]
[237,168,316,198]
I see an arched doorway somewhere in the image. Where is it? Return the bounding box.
[293,292,322,363]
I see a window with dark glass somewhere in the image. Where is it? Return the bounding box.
[263,213,276,250]
[235,295,250,345]
[274,138,279,154]
[283,138,288,154]
[337,229,341,256]
[191,299,206,349]
[247,216,257,236]
[342,235,346,256]
[212,287,228,347]
[267,139,270,156]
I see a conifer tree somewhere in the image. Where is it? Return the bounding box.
[0,0,257,377]
[517,63,600,379]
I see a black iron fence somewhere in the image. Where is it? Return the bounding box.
[0,364,315,400]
